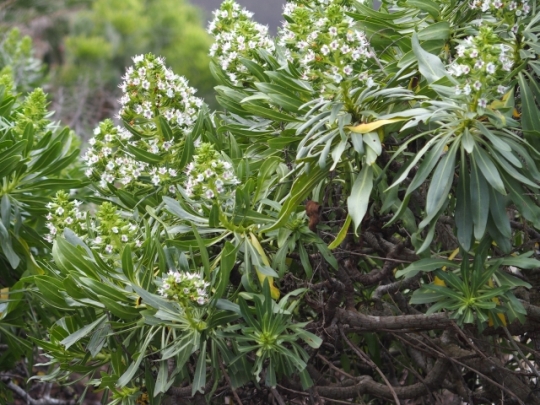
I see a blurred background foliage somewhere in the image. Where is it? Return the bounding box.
[0,0,216,139]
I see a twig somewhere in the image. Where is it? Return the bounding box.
[503,326,540,379]
[277,384,367,405]
[270,387,286,405]
[1,377,75,405]
[339,329,400,405]
[316,353,357,381]
[219,361,244,405]
[394,333,527,405]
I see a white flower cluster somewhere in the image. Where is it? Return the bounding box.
[90,202,141,257]
[278,0,373,91]
[83,54,204,194]
[44,196,140,261]
[449,25,514,108]
[208,0,275,86]
[119,53,203,127]
[184,142,239,207]
[158,270,210,306]
[470,0,531,23]
[44,191,86,243]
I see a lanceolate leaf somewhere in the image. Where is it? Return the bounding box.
[455,153,473,250]
[488,186,511,239]
[411,33,447,84]
[348,118,404,134]
[470,160,490,240]
[420,141,457,228]
[472,147,506,195]
[347,164,373,234]
[518,73,540,143]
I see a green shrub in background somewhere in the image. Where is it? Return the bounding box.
[0,36,85,402]
[61,0,216,101]
[0,28,46,93]
[4,0,540,404]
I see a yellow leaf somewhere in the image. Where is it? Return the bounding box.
[347,118,405,134]
[436,248,460,287]
[0,288,8,301]
[433,277,446,286]
[328,215,352,250]
[250,233,280,300]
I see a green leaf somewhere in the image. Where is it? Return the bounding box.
[488,187,511,239]
[60,315,107,349]
[363,132,382,156]
[240,58,269,82]
[163,196,208,224]
[192,226,210,278]
[127,145,162,164]
[298,244,313,278]
[17,178,85,192]
[470,160,490,240]
[407,0,440,17]
[417,22,450,41]
[501,172,540,228]
[34,276,69,309]
[265,71,313,94]
[99,295,140,320]
[395,258,456,279]
[328,215,352,250]
[518,73,540,140]
[0,155,23,178]
[456,153,472,250]
[242,104,300,122]
[411,33,447,84]
[497,255,540,269]
[347,164,373,234]
[420,142,457,228]
[31,141,63,172]
[263,165,328,233]
[117,328,157,387]
[473,147,506,195]
[158,116,173,141]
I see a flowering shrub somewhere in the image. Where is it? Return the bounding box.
[279,0,373,92]
[158,270,209,306]
[184,142,238,206]
[449,25,513,108]
[208,0,275,86]
[9,0,540,404]
[45,191,86,243]
[84,53,204,195]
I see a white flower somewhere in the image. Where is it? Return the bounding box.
[206,189,215,199]
[65,217,73,225]
[486,62,496,74]
[478,98,487,108]
[497,85,507,94]
[105,245,114,254]
[56,207,65,215]
[112,227,119,234]
[95,236,103,244]
[329,27,338,36]
[320,45,330,55]
[197,296,206,305]
[473,81,482,91]
[463,84,472,95]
